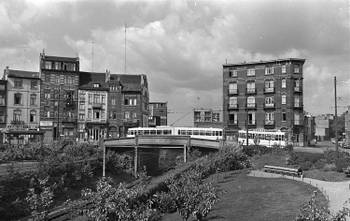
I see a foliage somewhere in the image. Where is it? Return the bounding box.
[242,145,290,157]
[25,176,55,221]
[105,151,133,174]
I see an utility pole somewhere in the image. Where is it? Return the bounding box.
[334,76,338,157]
[124,23,127,74]
[57,85,61,140]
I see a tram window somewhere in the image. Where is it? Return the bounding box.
[200,130,205,136]
[187,130,192,135]
[177,130,180,135]
[206,131,211,136]
[180,130,185,135]
[150,130,156,135]
[144,130,149,135]
[219,131,222,136]
[281,135,284,140]
[265,134,271,140]
[163,130,171,135]
[193,130,199,135]
[156,130,162,135]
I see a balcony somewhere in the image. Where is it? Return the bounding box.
[294,120,303,126]
[264,103,275,109]
[264,87,274,93]
[62,117,76,123]
[228,120,238,125]
[246,103,256,109]
[228,104,239,110]
[228,89,238,95]
[248,120,256,126]
[92,103,103,109]
[265,120,275,125]
[294,87,302,93]
[246,88,256,94]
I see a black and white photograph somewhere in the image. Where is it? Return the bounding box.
[0,0,349,220]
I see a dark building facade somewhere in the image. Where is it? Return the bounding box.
[223,58,305,146]
[39,52,80,143]
[0,79,7,143]
[194,108,223,128]
[107,74,149,138]
[149,102,167,127]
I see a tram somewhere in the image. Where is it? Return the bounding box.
[237,129,287,147]
[127,126,223,140]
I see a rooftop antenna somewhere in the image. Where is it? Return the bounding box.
[225,58,227,64]
[124,23,127,74]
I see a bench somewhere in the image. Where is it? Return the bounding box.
[264,165,302,177]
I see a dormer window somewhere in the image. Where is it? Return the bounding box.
[93,83,100,88]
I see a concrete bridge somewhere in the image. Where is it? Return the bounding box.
[103,135,223,176]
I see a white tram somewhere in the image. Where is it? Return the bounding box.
[237,129,287,147]
[127,126,223,140]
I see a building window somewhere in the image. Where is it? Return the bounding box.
[294,79,301,91]
[93,94,100,104]
[60,75,64,84]
[294,96,301,107]
[79,113,85,120]
[265,112,274,124]
[45,61,52,69]
[88,109,92,119]
[265,80,274,92]
[124,111,130,119]
[265,67,274,75]
[111,98,116,105]
[229,97,237,108]
[93,83,100,88]
[30,94,36,106]
[14,93,22,105]
[247,81,255,93]
[247,68,255,76]
[0,111,5,123]
[94,110,100,119]
[101,95,105,103]
[294,64,300,73]
[0,85,5,90]
[0,95,5,105]
[124,97,137,106]
[113,112,117,119]
[282,95,287,105]
[248,112,255,125]
[55,62,61,70]
[281,78,286,88]
[30,110,36,123]
[44,92,51,99]
[14,79,23,88]
[247,96,255,107]
[265,97,274,107]
[88,94,93,104]
[229,83,237,94]
[132,113,137,118]
[79,102,85,110]
[282,112,287,122]
[13,109,21,122]
[282,65,287,74]
[47,111,51,118]
[229,112,237,124]
[101,110,105,119]
[294,112,300,125]
[31,80,38,90]
[229,69,237,77]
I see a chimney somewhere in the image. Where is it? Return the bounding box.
[3,66,9,80]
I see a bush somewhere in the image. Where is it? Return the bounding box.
[335,158,350,172]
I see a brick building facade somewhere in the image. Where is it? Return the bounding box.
[39,53,80,143]
[193,108,222,128]
[223,58,305,146]
[0,79,6,143]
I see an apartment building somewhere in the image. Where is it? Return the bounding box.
[3,68,42,144]
[223,58,305,145]
[77,71,108,142]
[193,108,222,128]
[149,102,167,127]
[39,52,80,142]
[345,107,350,146]
[108,74,149,138]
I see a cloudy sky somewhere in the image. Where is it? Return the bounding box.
[0,0,349,126]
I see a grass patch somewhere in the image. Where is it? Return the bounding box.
[303,169,350,182]
[162,172,327,221]
[250,151,290,170]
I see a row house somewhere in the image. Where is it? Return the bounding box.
[2,68,43,144]
[149,102,168,127]
[223,58,305,146]
[108,74,149,138]
[78,72,109,142]
[39,52,80,143]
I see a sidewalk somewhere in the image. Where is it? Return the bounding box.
[249,170,350,215]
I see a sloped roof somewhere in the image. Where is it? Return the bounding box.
[110,74,142,92]
[7,69,40,79]
[79,71,108,90]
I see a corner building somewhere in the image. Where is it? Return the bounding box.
[223,58,305,146]
[39,53,80,143]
